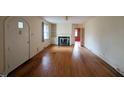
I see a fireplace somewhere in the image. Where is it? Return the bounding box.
[58,36,70,46]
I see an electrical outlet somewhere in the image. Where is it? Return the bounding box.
[37,48,39,52]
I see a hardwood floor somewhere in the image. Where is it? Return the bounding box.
[8,44,122,77]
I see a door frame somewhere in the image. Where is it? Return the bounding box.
[75,28,81,42]
[3,16,31,74]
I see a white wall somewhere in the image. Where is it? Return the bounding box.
[0,17,6,74]
[55,23,74,45]
[57,23,72,35]
[28,17,43,58]
[85,17,124,75]
[27,17,51,58]
[0,16,51,75]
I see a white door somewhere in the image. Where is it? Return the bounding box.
[5,17,30,73]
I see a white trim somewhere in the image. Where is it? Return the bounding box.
[0,74,7,77]
[85,46,124,76]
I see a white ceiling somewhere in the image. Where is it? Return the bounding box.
[43,16,94,24]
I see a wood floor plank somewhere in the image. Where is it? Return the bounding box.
[8,45,123,77]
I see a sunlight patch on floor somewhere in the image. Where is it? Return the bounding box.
[72,42,81,58]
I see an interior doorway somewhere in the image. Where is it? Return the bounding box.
[74,28,80,46]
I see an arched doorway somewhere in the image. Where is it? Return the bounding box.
[4,17,30,73]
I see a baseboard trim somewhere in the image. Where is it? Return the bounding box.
[85,46,124,76]
[96,53,124,76]
[0,74,7,77]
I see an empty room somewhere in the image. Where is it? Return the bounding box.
[0,16,124,77]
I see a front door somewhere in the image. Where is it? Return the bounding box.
[5,17,30,72]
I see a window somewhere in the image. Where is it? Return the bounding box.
[18,21,24,29]
[75,29,78,37]
[42,22,49,41]
[44,23,49,39]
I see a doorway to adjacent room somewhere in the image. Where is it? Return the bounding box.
[74,28,80,47]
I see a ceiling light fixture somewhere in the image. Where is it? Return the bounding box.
[65,16,68,21]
